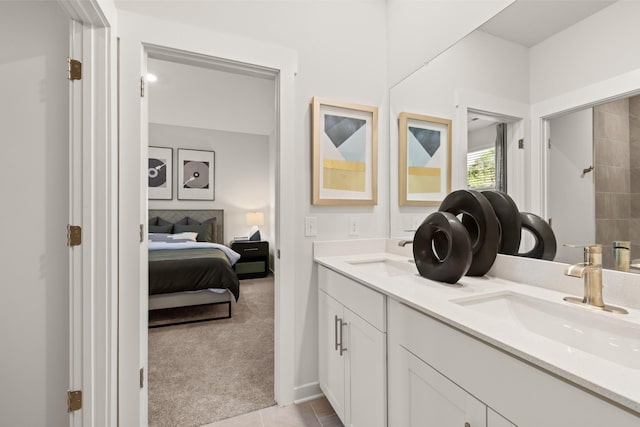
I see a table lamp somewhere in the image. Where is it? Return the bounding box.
[246,212,264,241]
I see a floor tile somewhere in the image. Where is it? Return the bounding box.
[261,402,321,427]
[201,410,263,427]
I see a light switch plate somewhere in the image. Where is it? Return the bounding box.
[305,216,317,237]
[349,216,360,236]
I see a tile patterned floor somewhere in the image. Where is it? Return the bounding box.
[202,396,343,427]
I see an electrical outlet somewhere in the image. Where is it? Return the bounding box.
[304,216,317,237]
[349,216,360,236]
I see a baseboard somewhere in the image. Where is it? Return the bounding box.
[293,381,322,404]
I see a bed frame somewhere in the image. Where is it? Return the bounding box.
[148,209,234,327]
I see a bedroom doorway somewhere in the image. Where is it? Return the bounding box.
[144,49,278,425]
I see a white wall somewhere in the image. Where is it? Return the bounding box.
[390,30,530,236]
[147,58,276,136]
[0,2,69,425]
[387,0,514,87]
[530,1,640,104]
[148,123,272,242]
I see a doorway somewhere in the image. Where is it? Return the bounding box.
[144,50,278,425]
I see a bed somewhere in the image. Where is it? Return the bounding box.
[148,209,240,327]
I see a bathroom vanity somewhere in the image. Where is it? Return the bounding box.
[314,239,640,427]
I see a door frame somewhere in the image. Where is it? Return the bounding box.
[117,13,298,425]
[454,89,528,208]
[57,0,118,425]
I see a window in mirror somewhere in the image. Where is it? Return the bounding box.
[467,112,507,192]
[467,147,496,190]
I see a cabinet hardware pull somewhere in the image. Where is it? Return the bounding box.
[245,248,259,252]
[339,321,347,356]
[334,315,340,351]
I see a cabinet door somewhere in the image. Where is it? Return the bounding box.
[344,307,386,427]
[389,345,486,427]
[318,290,346,422]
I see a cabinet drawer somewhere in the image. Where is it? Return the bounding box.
[319,266,386,332]
[231,241,268,257]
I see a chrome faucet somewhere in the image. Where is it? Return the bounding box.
[398,240,413,247]
[564,244,627,314]
[613,240,631,272]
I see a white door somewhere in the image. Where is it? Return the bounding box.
[548,109,595,263]
[389,346,486,427]
[344,308,386,427]
[0,2,70,425]
[318,290,346,422]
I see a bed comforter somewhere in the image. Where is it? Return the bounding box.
[148,242,240,301]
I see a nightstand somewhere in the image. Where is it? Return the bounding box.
[231,240,269,279]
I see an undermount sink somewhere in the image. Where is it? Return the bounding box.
[452,292,640,369]
[346,258,417,277]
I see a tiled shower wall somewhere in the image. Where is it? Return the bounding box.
[630,95,640,264]
[594,98,631,269]
[593,96,640,269]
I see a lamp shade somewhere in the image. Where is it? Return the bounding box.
[246,212,264,226]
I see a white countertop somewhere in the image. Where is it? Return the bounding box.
[314,240,640,416]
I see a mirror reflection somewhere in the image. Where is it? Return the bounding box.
[549,95,640,271]
[389,0,640,273]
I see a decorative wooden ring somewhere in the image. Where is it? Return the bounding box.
[518,212,557,261]
[481,190,521,255]
[413,211,472,284]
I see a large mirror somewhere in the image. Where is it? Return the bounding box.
[389,0,640,272]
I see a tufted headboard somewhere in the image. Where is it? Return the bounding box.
[148,209,224,244]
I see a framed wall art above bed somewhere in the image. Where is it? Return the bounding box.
[178,148,215,200]
[148,146,173,200]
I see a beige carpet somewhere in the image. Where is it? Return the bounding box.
[148,276,275,427]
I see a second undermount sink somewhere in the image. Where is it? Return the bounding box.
[452,292,640,370]
[346,258,418,277]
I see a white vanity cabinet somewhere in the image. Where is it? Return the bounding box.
[388,299,639,427]
[318,266,386,427]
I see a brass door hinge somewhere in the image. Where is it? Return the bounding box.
[140,224,144,243]
[140,77,145,98]
[518,138,524,149]
[67,225,82,247]
[67,390,82,412]
[67,58,82,80]
[140,367,144,389]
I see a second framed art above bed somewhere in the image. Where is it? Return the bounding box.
[147,209,240,327]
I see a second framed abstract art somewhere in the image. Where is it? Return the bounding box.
[148,146,173,200]
[178,148,215,200]
[311,96,378,205]
[398,112,452,206]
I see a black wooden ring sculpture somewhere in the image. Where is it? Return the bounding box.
[439,189,500,276]
[413,211,472,284]
[518,212,557,261]
[481,190,521,255]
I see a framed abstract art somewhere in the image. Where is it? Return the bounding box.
[398,112,452,206]
[177,148,215,200]
[311,96,378,205]
[148,146,173,200]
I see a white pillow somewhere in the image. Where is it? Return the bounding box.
[169,232,198,242]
